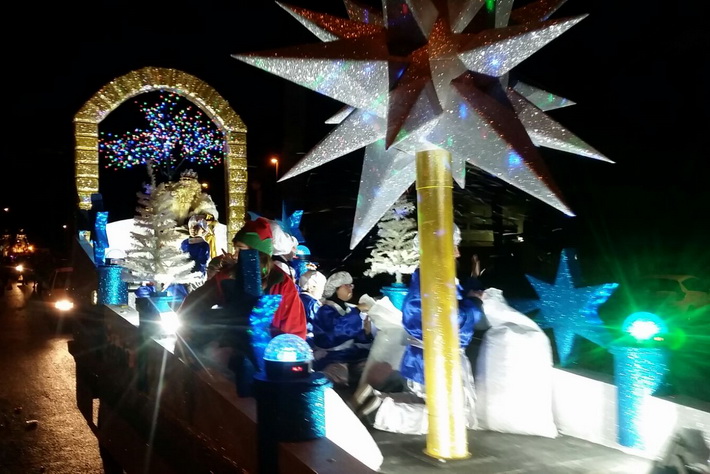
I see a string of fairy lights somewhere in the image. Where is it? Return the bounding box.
[99,91,225,181]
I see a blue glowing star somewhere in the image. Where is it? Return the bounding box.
[525,248,618,367]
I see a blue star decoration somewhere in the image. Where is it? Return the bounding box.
[247,203,305,244]
[280,203,305,244]
[525,248,618,367]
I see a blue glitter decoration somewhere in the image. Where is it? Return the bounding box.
[235,248,284,373]
[280,204,305,243]
[525,248,619,366]
[247,205,306,244]
[250,294,283,373]
[253,372,331,472]
[239,249,262,299]
[611,345,668,449]
[93,211,109,266]
[98,265,128,305]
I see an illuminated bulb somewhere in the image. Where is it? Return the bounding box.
[621,311,668,342]
[159,311,181,335]
[627,320,661,341]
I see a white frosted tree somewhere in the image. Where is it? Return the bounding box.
[364,194,419,284]
[122,167,203,292]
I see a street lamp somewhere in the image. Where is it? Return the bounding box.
[270,156,279,180]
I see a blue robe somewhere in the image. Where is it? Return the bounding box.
[311,300,373,370]
[299,292,321,336]
[181,237,211,275]
[399,268,483,385]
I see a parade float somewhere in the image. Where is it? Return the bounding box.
[67,66,381,473]
[66,0,710,472]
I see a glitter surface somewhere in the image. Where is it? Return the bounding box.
[93,211,109,266]
[611,346,669,449]
[234,1,612,249]
[98,265,128,305]
[525,248,619,367]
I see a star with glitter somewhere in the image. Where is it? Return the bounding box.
[280,204,305,243]
[233,0,613,248]
[525,248,619,367]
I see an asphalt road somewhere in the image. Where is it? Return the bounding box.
[0,279,104,473]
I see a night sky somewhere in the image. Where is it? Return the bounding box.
[1,0,706,280]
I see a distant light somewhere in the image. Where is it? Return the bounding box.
[270,157,279,165]
[3,208,8,212]
[622,312,668,341]
[201,182,209,189]
[62,225,67,229]
[15,264,23,272]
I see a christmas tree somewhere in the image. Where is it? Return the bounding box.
[121,165,203,291]
[364,194,419,285]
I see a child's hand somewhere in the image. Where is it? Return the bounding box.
[220,249,238,267]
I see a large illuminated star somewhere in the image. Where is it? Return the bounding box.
[525,248,618,367]
[233,1,613,248]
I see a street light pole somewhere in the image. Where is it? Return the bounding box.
[270,157,279,180]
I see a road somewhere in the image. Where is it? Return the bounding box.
[0,279,104,473]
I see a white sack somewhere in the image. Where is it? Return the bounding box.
[475,288,558,438]
[357,296,408,390]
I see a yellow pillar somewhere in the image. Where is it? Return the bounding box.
[415,148,469,459]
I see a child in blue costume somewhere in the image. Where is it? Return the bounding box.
[311,271,374,389]
[298,269,326,339]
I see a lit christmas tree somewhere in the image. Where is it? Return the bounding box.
[364,194,419,285]
[100,91,224,181]
[121,165,203,291]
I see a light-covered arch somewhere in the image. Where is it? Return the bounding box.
[73,66,247,238]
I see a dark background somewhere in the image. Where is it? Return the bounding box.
[1,0,707,282]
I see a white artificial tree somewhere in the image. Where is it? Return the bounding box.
[364,194,419,285]
[122,166,203,292]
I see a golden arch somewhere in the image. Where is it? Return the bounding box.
[73,66,247,238]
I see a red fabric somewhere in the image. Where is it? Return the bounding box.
[267,266,307,339]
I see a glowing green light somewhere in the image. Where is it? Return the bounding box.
[621,312,668,341]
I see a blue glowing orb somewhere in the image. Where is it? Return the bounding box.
[622,312,668,341]
[264,334,313,363]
